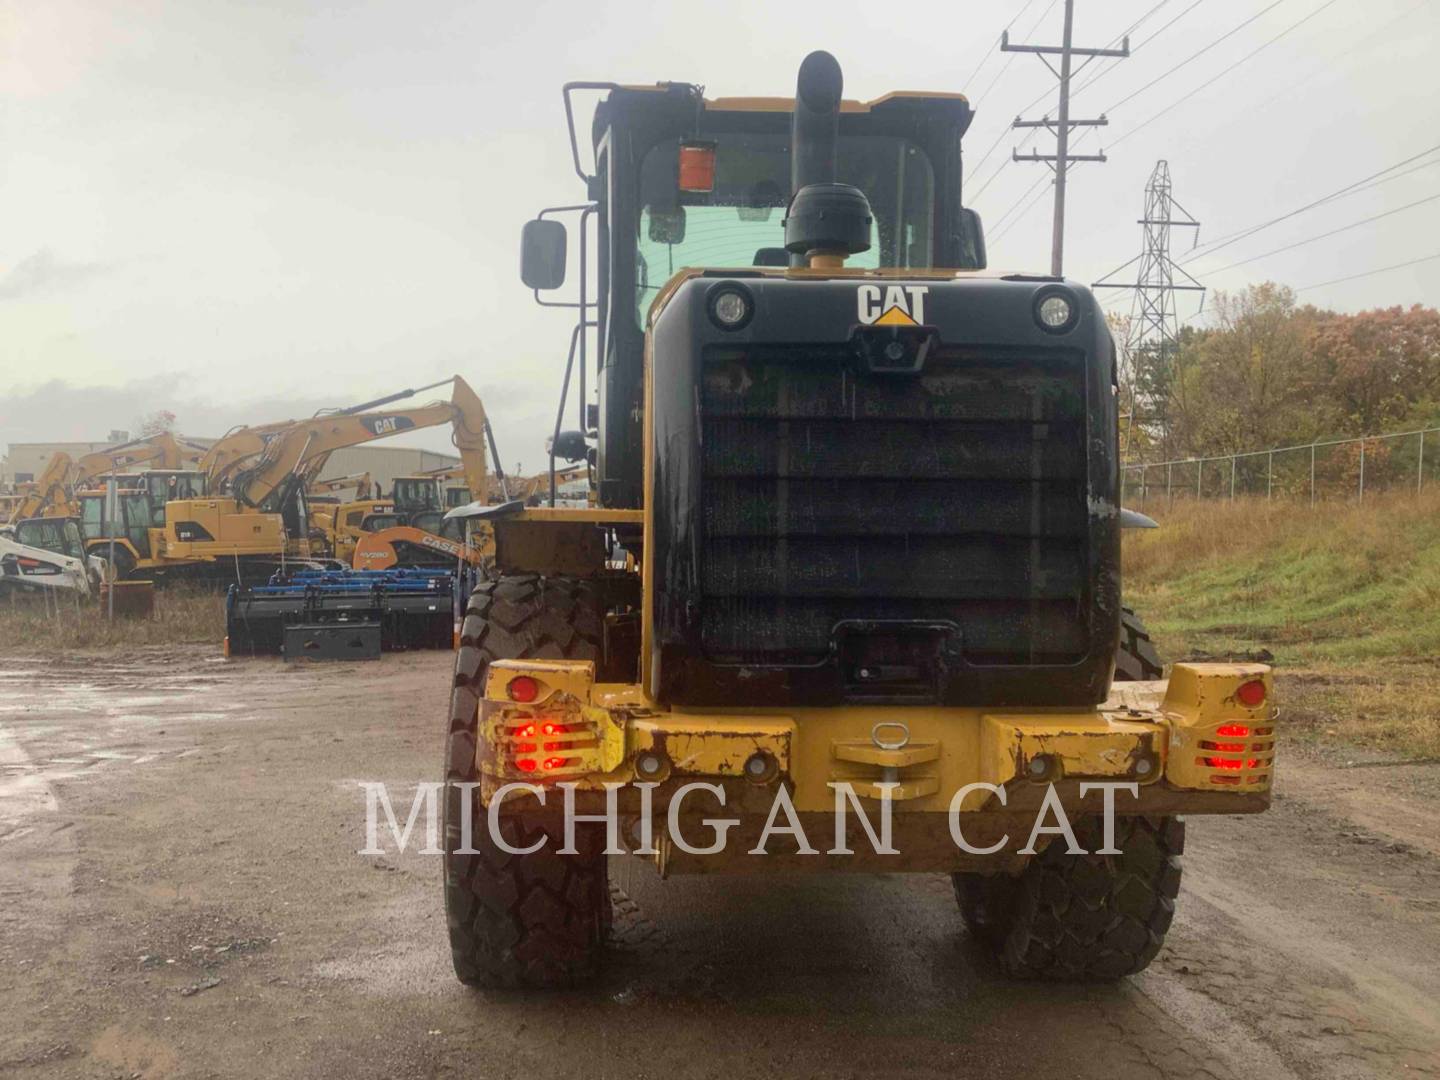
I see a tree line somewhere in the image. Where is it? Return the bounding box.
[1115,284,1440,462]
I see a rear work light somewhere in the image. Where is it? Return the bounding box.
[1235,680,1267,708]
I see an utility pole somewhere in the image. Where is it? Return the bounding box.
[1003,0,1128,276]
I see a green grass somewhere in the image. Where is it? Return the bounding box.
[1125,491,1440,757]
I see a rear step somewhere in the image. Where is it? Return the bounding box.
[225,568,457,658]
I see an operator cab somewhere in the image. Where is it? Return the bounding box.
[133,470,207,526]
[78,489,154,558]
[522,80,983,508]
[392,476,442,518]
[14,517,87,562]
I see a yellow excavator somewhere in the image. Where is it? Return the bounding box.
[155,376,495,578]
[307,471,377,501]
[8,433,210,525]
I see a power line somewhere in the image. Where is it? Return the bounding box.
[990,179,1054,244]
[1202,192,1440,274]
[1294,251,1440,293]
[1240,0,1428,116]
[1109,0,1344,148]
[964,0,1046,88]
[1019,0,1180,116]
[979,0,1250,218]
[989,173,1051,233]
[1180,144,1440,262]
[971,0,1061,108]
[967,0,1180,201]
[1066,0,1204,102]
[1103,0,1286,116]
[1004,0,1130,275]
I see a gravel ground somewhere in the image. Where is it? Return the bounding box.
[1,647,1438,1079]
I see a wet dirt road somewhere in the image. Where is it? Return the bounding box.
[2,648,1438,1079]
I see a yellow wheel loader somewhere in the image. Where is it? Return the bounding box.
[440,53,1275,989]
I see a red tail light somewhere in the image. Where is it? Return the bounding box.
[1203,757,1244,770]
[515,758,538,773]
[1235,680,1267,708]
[542,757,566,771]
[507,676,539,703]
[1216,723,1250,737]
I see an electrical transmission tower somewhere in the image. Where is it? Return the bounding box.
[1003,0,1128,276]
[1092,160,1205,465]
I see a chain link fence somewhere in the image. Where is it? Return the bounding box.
[1123,426,1440,507]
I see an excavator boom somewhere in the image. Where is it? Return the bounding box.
[227,376,489,514]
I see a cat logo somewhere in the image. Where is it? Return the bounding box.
[364,416,415,437]
[857,284,929,326]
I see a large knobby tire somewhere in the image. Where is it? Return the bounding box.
[1114,605,1163,681]
[955,816,1184,980]
[442,574,610,988]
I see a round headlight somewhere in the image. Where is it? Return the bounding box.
[708,286,753,330]
[712,291,748,326]
[1037,293,1074,330]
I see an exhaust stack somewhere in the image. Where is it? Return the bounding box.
[784,51,874,269]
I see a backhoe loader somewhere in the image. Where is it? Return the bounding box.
[440,53,1274,989]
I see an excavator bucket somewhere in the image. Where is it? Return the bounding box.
[225,568,455,659]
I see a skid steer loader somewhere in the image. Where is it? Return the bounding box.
[440,52,1274,989]
[0,517,103,599]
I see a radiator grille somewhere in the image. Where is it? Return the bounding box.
[699,344,1090,665]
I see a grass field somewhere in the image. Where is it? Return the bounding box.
[0,584,225,653]
[1125,491,1440,758]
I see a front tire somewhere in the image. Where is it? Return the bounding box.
[442,574,610,988]
[955,816,1184,980]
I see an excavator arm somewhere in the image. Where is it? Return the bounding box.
[198,420,296,495]
[7,453,75,523]
[8,434,213,524]
[307,471,375,500]
[227,376,490,514]
[73,432,208,480]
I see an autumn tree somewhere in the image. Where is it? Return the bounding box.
[1306,305,1440,435]
[138,409,177,438]
[1163,285,1333,456]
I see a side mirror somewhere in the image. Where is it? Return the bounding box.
[521,219,567,290]
[959,208,987,270]
[548,429,589,463]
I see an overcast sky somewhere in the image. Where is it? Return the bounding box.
[3,0,1437,468]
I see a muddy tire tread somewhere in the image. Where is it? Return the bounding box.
[443,574,609,988]
[1114,605,1163,681]
[994,816,1185,980]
